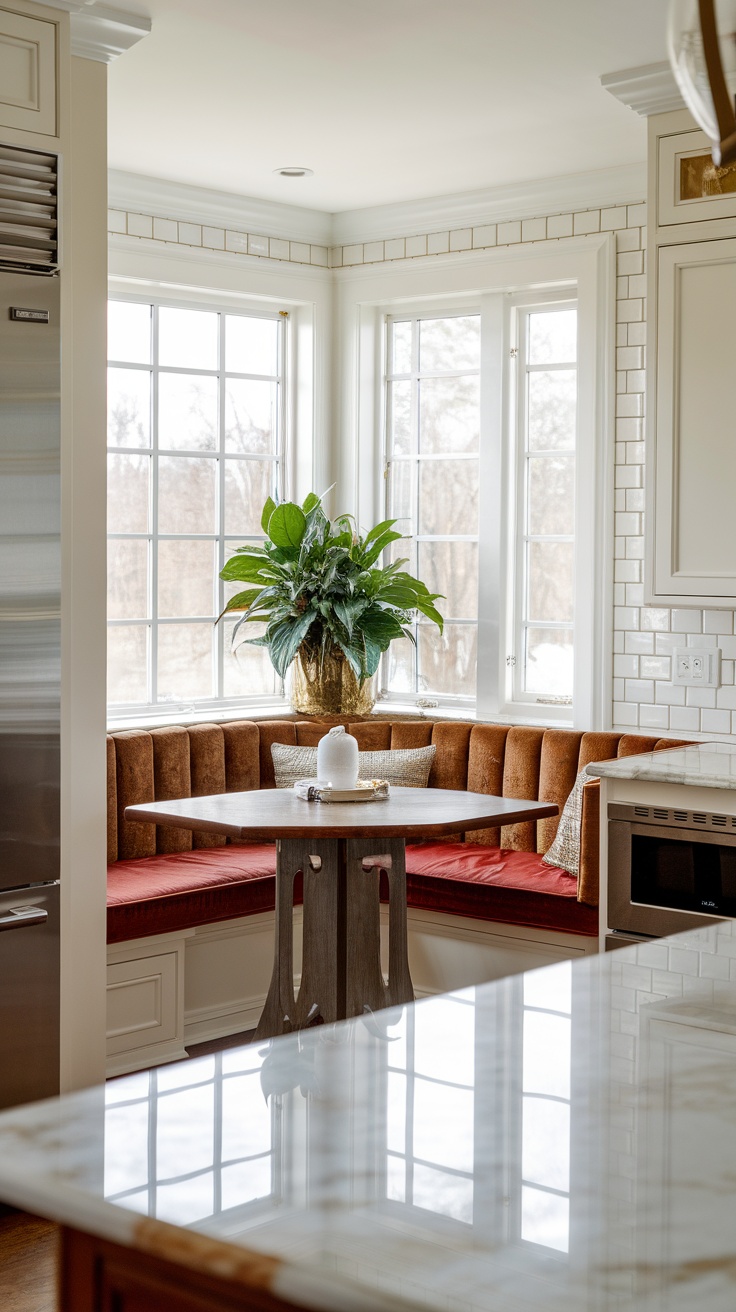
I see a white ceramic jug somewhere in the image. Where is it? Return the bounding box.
[317,726,359,789]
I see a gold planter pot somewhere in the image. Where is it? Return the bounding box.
[290,646,375,716]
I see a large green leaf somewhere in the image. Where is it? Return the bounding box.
[267,609,317,679]
[333,595,368,638]
[261,496,277,534]
[220,588,265,615]
[416,598,444,632]
[267,502,307,550]
[361,530,404,569]
[220,556,276,583]
[302,491,320,514]
[358,606,405,650]
[363,517,397,546]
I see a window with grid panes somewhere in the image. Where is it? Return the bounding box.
[107,299,285,713]
[513,304,577,705]
[104,1049,277,1222]
[383,314,480,702]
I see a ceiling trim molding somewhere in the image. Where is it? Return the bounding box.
[41,1,151,61]
[331,162,647,245]
[108,170,333,245]
[601,62,687,117]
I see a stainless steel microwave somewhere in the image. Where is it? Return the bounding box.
[607,803,733,940]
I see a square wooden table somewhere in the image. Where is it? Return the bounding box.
[125,787,557,1039]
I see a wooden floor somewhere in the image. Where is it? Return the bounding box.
[0,1210,57,1312]
[0,1030,258,1309]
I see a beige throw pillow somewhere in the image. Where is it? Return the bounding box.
[271,742,436,790]
[542,767,599,879]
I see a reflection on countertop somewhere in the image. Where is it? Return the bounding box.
[588,739,736,789]
[3,924,736,1309]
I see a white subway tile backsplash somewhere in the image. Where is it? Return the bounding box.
[342,243,363,265]
[328,245,343,267]
[547,213,573,238]
[127,212,153,239]
[311,244,328,266]
[626,489,645,512]
[640,655,670,679]
[406,234,428,257]
[617,251,644,276]
[702,708,731,734]
[497,220,521,245]
[655,633,679,655]
[627,321,646,346]
[616,559,640,583]
[202,226,225,249]
[153,217,177,242]
[289,241,311,263]
[627,202,647,226]
[179,222,202,246]
[363,240,385,263]
[654,682,685,705]
[639,608,670,631]
[450,228,473,251]
[574,209,600,234]
[225,229,248,252]
[716,686,736,709]
[248,234,269,256]
[472,224,496,248]
[617,298,644,323]
[704,610,732,634]
[626,584,644,606]
[615,606,640,630]
[625,631,654,654]
[670,706,701,732]
[614,701,639,726]
[625,678,655,702]
[269,238,290,260]
[614,654,639,678]
[718,636,736,659]
[639,703,669,730]
[671,609,703,632]
[601,205,628,230]
[108,209,127,233]
[384,237,405,260]
[521,217,546,242]
[686,632,717,647]
[427,230,450,254]
[616,227,641,252]
[686,687,717,708]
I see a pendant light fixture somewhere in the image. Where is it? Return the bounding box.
[668,0,736,164]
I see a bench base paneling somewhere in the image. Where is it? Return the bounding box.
[106,909,597,1076]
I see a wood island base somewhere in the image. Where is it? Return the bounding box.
[59,1228,304,1312]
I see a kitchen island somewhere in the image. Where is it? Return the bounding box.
[1,922,736,1311]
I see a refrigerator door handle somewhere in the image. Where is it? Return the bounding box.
[0,906,49,932]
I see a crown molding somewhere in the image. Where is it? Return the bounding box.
[108,170,332,245]
[601,62,686,117]
[40,1,150,61]
[331,162,647,245]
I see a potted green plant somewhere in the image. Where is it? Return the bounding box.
[219,491,443,714]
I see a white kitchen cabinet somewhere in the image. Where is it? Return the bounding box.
[0,7,57,137]
[646,110,736,608]
[649,236,736,604]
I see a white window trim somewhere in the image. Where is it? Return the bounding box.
[337,237,615,730]
[106,278,316,726]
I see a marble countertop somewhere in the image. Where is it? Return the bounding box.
[3,925,736,1311]
[587,740,736,789]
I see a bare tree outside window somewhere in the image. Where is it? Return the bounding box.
[383,314,480,702]
[106,300,285,712]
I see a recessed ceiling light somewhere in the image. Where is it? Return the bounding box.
[274,166,313,179]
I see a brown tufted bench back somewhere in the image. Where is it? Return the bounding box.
[107,720,690,907]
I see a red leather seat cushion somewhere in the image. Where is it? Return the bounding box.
[107,845,278,944]
[107,840,596,944]
[404,842,597,936]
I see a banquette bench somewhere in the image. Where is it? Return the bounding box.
[105,719,685,1074]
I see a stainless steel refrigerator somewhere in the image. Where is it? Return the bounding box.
[0,145,60,1109]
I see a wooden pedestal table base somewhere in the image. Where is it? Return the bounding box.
[255,836,412,1039]
[124,786,558,1046]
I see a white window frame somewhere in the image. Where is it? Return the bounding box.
[382,307,481,710]
[339,236,614,730]
[106,286,293,723]
[506,292,578,715]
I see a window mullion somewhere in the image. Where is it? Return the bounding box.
[150,304,160,707]
[217,311,226,703]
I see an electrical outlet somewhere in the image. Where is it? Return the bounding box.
[672,647,721,687]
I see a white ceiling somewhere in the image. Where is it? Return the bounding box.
[107,0,672,215]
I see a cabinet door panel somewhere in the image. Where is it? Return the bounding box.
[0,10,56,136]
[651,238,736,604]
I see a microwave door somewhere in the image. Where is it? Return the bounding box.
[608,819,726,939]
